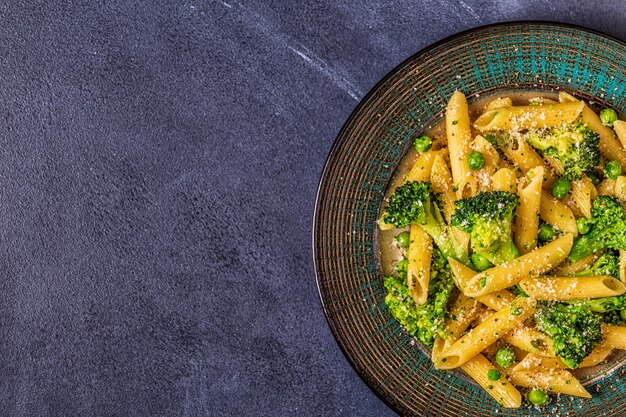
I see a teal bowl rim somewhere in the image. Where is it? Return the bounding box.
[312,20,626,416]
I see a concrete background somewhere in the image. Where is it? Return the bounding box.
[1,1,626,416]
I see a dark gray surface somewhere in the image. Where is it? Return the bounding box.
[0,1,625,416]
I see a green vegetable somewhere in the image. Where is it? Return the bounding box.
[467,151,485,170]
[383,181,469,264]
[527,124,600,180]
[470,253,493,272]
[394,231,411,249]
[396,259,408,276]
[551,178,571,199]
[567,250,626,314]
[538,223,556,242]
[414,135,433,153]
[588,171,601,186]
[576,218,591,235]
[605,160,622,180]
[527,389,548,406]
[568,196,626,261]
[487,369,501,381]
[384,250,455,346]
[451,191,520,265]
[600,108,618,127]
[495,347,516,368]
[573,250,620,279]
[534,302,602,368]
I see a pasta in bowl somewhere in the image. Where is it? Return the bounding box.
[379,90,626,408]
[312,22,626,416]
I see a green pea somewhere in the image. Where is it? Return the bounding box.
[605,160,622,180]
[471,253,493,272]
[495,347,515,368]
[414,135,432,153]
[587,172,600,186]
[538,223,556,242]
[467,151,485,170]
[576,218,591,235]
[600,108,618,127]
[527,389,548,406]
[551,178,571,199]
[394,231,410,249]
[487,369,501,381]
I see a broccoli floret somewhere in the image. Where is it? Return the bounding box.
[383,181,469,264]
[451,191,520,265]
[569,196,626,261]
[384,250,455,347]
[526,124,600,180]
[534,302,602,368]
[573,250,620,279]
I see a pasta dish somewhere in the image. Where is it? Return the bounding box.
[379,90,626,408]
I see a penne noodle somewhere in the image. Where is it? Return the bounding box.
[485,96,513,111]
[511,345,612,372]
[615,176,626,202]
[463,234,573,297]
[554,252,600,275]
[430,155,471,251]
[519,276,626,301]
[508,369,591,398]
[407,225,432,305]
[432,294,482,361]
[499,135,557,189]
[597,178,617,196]
[503,325,557,358]
[473,102,584,132]
[569,176,596,219]
[447,258,516,310]
[539,191,578,236]
[514,166,544,254]
[581,105,626,168]
[603,325,626,350]
[461,354,522,408]
[436,297,536,369]
[613,120,626,148]
[491,167,517,193]
[446,91,477,199]
[528,97,558,105]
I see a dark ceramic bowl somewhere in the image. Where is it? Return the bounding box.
[312,22,626,416]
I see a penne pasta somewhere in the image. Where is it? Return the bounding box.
[430,155,471,251]
[407,225,432,305]
[553,252,600,275]
[436,297,536,369]
[603,325,626,350]
[432,294,482,361]
[463,234,573,297]
[615,176,626,202]
[446,91,477,199]
[473,102,584,132]
[503,325,557,358]
[461,354,522,408]
[519,276,626,301]
[613,120,626,148]
[498,135,557,189]
[485,96,512,111]
[539,191,578,236]
[447,258,516,310]
[508,369,591,398]
[514,166,543,254]
[621,249,626,283]
[491,167,517,193]
[597,178,617,196]
[511,345,612,372]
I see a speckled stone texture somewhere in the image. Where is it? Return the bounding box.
[0,1,625,416]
